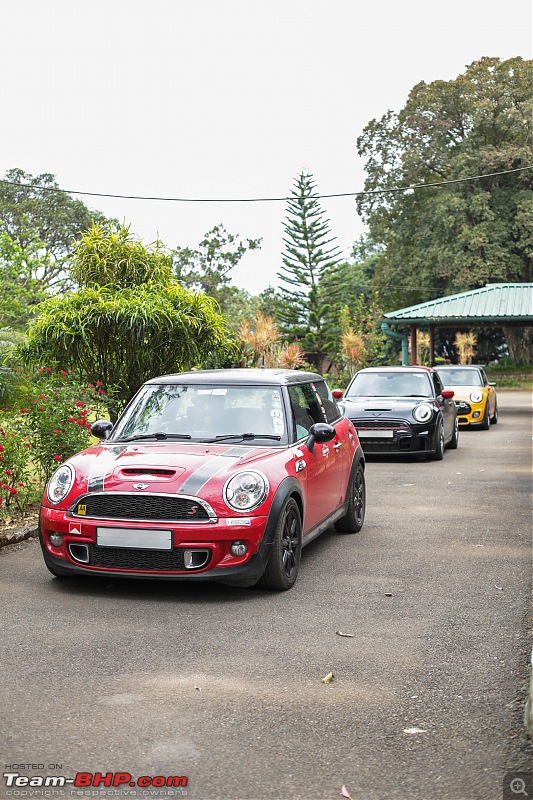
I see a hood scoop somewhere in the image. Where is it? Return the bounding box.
[364,407,392,412]
[115,467,184,481]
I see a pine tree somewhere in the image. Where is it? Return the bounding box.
[277,172,342,362]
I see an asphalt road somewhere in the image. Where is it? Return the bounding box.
[1,391,532,800]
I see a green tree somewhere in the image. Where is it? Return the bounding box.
[356,57,533,357]
[0,168,108,291]
[0,230,50,328]
[23,223,231,416]
[277,172,342,361]
[173,224,261,303]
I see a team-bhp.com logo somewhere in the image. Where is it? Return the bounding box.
[3,771,188,791]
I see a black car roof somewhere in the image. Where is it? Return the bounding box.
[145,368,324,387]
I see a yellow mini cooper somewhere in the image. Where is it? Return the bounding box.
[435,365,498,429]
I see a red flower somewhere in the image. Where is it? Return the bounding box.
[88,384,95,389]
[45,367,52,372]
[75,401,84,407]
[79,410,88,417]
[18,482,25,487]
[38,394,47,399]
[9,488,17,495]
[0,446,3,452]
[96,381,103,387]
[61,370,67,377]
[68,417,76,423]
[53,429,61,434]
[38,367,44,373]
[6,470,12,476]
[53,455,62,461]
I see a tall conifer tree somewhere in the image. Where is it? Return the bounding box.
[277,172,342,360]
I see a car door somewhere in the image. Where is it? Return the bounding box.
[480,368,496,416]
[287,382,346,531]
[432,371,454,441]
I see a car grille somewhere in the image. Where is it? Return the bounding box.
[70,493,212,522]
[351,418,413,452]
[90,544,190,571]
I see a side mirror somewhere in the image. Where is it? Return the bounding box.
[332,389,344,399]
[91,420,113,440]
[441,390,455,400]
[306,422,336,452]
[489,381,496,387]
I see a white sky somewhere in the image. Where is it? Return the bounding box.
[2,0,532,295]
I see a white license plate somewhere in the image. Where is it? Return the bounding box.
[96,527,172,550]
[357,429,394,438]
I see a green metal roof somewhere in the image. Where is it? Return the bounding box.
[384,283,533,325]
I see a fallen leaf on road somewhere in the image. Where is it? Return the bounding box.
[335,630,354,638]
[341,786,353,799]
[322,672,335,684]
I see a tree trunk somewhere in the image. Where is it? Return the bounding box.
[502,325,533,364]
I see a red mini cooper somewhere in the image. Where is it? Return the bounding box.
[39,369,365,591]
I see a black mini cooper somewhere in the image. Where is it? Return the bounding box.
[334,366,459,459]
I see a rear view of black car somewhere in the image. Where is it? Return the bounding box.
[335,366,459,460]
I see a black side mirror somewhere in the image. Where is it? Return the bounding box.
[91,420,113,440]
[306,422,336,452]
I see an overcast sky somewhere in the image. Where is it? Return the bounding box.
[2,0,532,295]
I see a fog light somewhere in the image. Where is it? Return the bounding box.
[230,541,248,557]
[49,532,63,547]
[473,411,480,419]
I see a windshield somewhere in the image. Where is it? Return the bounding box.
[111,384,287,444]
[436,369,482,387]
[346,372,433,398]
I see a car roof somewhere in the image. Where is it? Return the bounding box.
[355,366,435,374]
[145,368,325,387]
[435,365,483,370]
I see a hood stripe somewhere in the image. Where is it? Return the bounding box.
[176,447,246,495]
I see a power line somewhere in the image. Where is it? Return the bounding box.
[0,165,531,204]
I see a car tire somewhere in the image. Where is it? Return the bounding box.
[480,403,490,430]
[431,419,445,460]
[259,497,302,591]
[491,404,498,424]
[334,462,366,533]
[447,417,459,450]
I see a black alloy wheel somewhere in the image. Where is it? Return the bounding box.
[447,417,459,450]
[431,419,445,460]
[491,404,499,424]
[479,403,491,430]
[335,462,366,533]
[260,498,302,591]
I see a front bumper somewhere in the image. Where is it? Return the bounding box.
[350,418,437,455]
[39,505,273,586]
[454,400,486,426]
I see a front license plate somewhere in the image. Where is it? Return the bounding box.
[357,429,394,438]
[96,527,172,550]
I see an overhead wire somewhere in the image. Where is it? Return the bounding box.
[0,165,531,203]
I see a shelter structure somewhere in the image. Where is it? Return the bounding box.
[382,283,533,365]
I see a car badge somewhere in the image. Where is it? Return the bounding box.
[133,483,149,490]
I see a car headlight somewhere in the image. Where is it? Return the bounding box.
[224,471,269,512]
[470,391,483,403]
[46,464,75,505]
[413,403,434,423]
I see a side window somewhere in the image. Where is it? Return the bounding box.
[288,386,316,440]
[313,380,342,423]
[432,373,444,397]
[479,369,488,386]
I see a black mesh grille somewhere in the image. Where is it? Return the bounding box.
[71,493,210,521]
[89,544,189,571]
[351,418,414,452]
[350,418,410,432]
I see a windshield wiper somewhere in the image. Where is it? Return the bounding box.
[199,433,282,443]
[116,432,192,442]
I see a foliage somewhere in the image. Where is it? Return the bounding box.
[71,222,174,288]
[0,231,50,329]
[23,223,230,415]
[173,225,261,302]
[19,369,106,481]
[0,329,28,408]
[0,168,108,292]
[337,295,387,376]
[239,313,308,370]
[0,417,34,514]
[454,332,477,365]
[356,57,533,318]
[277,172,342,356]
